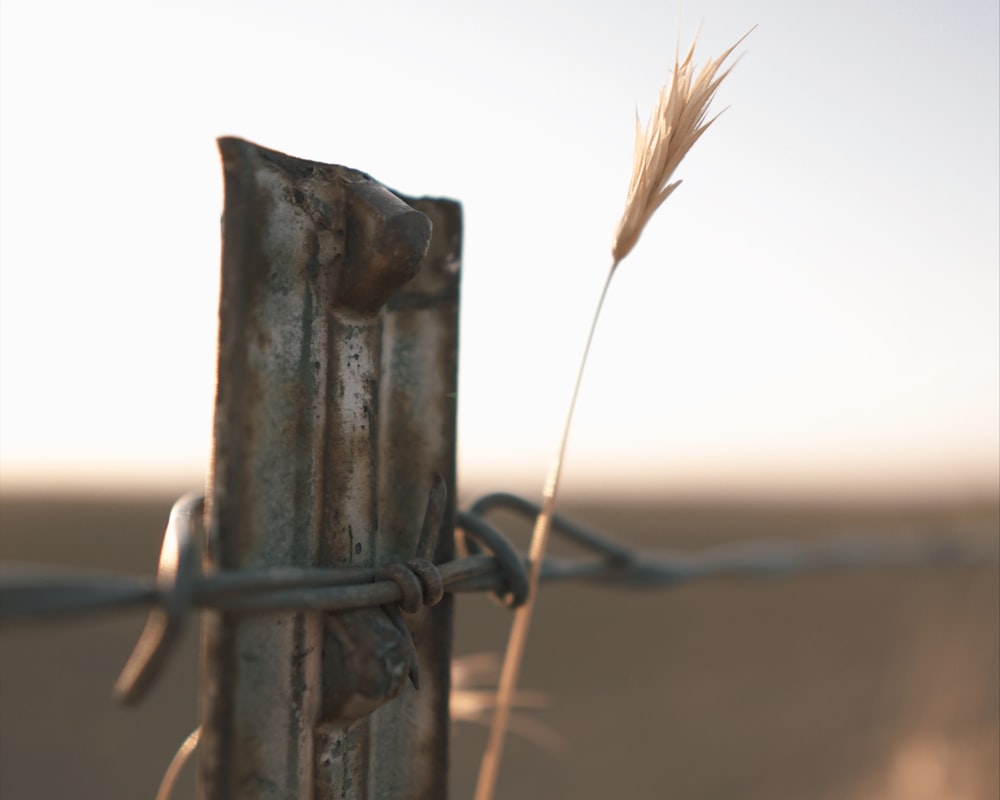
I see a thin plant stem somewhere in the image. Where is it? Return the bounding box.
[474,261,618,800]
[473,28,749,798]
[156,726,200,800]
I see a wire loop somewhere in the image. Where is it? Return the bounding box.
[408,558,445,607]
[377,563,425,615]
[113,492,204,706]
[456,510,531,608]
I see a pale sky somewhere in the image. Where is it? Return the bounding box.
[1,0,997,500]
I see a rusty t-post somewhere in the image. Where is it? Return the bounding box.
[199,138,461,799]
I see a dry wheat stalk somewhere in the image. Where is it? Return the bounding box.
[613,27,754,264]
[474,27,753,800]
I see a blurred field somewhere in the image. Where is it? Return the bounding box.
[1,492,997,799]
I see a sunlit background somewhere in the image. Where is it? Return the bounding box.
[1,0,997,500]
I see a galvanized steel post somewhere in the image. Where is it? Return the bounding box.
[200,138,461,799]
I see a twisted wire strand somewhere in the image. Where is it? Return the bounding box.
[2,497,996,620]
[1,490,997,703]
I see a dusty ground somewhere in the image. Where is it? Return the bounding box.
[1,492,997,799]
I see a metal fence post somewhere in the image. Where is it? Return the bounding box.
[199,138,461,799]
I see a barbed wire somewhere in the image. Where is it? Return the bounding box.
[1,489,997,706]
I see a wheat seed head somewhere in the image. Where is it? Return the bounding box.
[611,27,754,265]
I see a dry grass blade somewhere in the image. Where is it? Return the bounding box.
[452,653,566,754]
[612,26,755,265]
[474,27,752,800]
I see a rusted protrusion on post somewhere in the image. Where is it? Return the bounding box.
[200,138,460,799]
[339,181,431,315]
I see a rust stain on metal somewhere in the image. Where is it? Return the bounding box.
[200,138,460,799]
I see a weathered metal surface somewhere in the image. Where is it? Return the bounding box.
[200,137,460,799]
[354,195,460,799]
